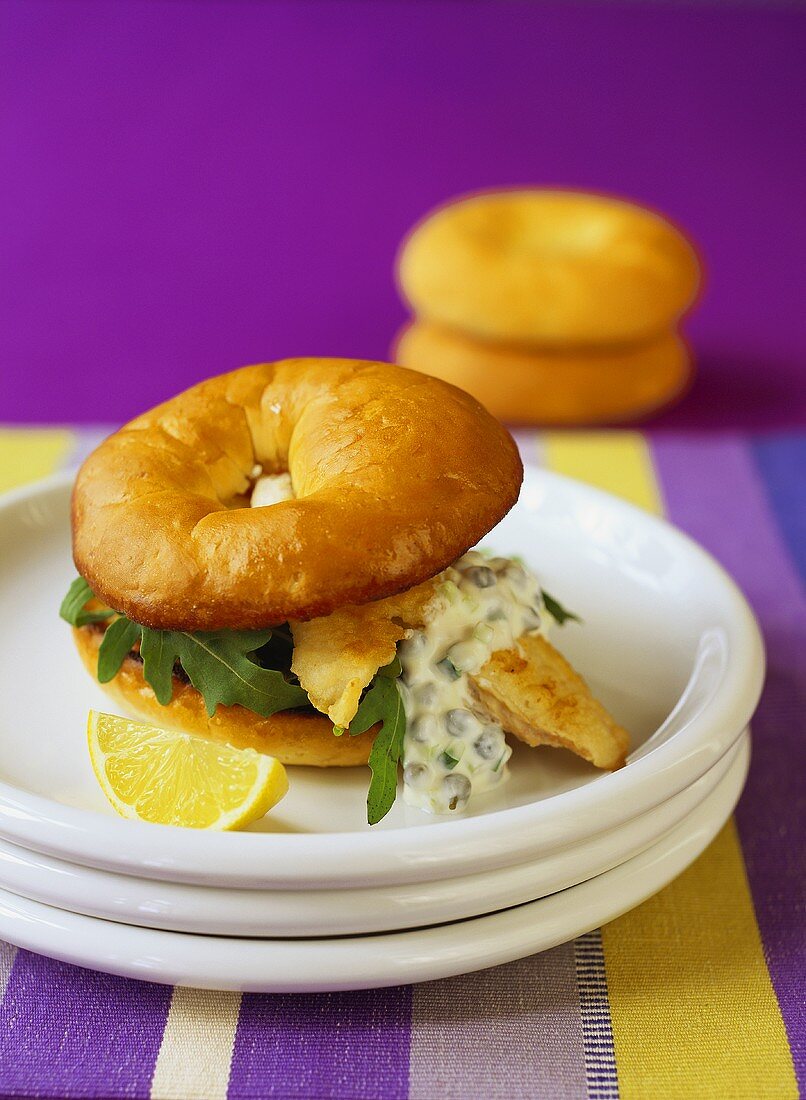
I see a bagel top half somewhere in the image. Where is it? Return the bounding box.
[397,188,701,346]
[72,358,523,631]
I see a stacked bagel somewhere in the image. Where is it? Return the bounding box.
[394,189,701,424]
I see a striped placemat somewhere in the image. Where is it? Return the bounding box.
[0,426,802,1100]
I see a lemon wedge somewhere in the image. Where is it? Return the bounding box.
[87,710,289,830]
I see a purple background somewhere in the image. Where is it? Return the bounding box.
[2,1,805,428]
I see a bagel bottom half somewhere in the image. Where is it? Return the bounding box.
[394,322,693,425]
[73,626,374,767]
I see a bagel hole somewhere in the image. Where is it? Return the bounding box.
[249,466,296,509]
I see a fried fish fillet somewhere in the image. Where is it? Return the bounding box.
[290,579,440,727]
[471,633,629,769]
[292,581,629,770]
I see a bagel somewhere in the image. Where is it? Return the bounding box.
[73,623,371,767]
[394,322,692,425]
[397,189,701,347]
[72,358,522,632]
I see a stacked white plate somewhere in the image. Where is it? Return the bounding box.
[0,466,764,991]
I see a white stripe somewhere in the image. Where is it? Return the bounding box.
[150,986,241,1100]
[64,426,117,471]
[0,941,17,1000]
[511,427,541,467]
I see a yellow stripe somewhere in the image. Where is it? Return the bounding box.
[0,429,74,493]
[0,431,67,999]
[543,431,663,514]
[543,431,798,1100]
[605,823,797,1098]
[150,987,241,1100]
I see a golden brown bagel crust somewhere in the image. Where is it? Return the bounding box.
[73,626,373,766]
[394,322,693,425]
[71,358,522,630]
[397,189,701,347]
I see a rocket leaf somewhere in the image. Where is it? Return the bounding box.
[349,660,406,826]
[135,626,308,717]
[97,617,142,682]
[138,626,177,705]
[157,628,306,717]
[59,576,115,627]
[541,589,581,626]
[60,577,309,719]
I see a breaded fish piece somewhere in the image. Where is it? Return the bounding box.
[291,579,440,728]
[292,587,629,769]
[470,633,629,769]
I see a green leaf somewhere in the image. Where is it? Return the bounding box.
[97,617,142,682]
[378,655,402,679]
[348,659,401,736]
[112,623,307,716]
[59,579,309,718]
[59,577,92,624]
[541,589,582,626]
[350,667,406,825]
[139,628,177,705]
[167,629,306,718]
[59,576,114,627]
[137,625,309,717]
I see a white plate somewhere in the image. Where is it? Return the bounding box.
[0,468,763,887]
[0,738,748,991]
[0,734,747,936]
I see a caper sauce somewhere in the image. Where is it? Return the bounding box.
[398,551,547,815]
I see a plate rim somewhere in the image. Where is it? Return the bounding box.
[0,735,749,991]
[0,734,748,935]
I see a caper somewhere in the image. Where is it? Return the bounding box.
[522,607,541,632]
[414,683,439,709]
[409,715,439,743]
[436,656,461,681]
[447,640,485,672]
[403,763,431,789]
[465,565,496,589]
[505,562,528,587]
[473,727,502,760]
[402,630,427,655]
[442,773,471,811]
[445,708,480,737]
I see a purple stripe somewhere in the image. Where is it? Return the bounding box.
[228,986,411,1099]
[0,950,170,1097]
[574,932,618,1099]
[652,433,806,1089]
[752,434,806,586]
[65,426,117,471]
